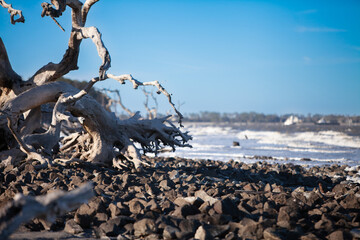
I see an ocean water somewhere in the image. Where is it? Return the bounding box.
[160,122,360,167]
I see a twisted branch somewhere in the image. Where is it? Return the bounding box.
[0,0,25,24]
[0,182,94,239]
[106,73,184,126]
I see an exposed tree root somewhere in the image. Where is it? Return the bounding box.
[0,0,191,170]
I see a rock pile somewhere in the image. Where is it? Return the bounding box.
[1,157,359,239]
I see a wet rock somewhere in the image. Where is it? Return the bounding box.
[133,218,158,237]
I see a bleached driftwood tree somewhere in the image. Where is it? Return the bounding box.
[0,0,191,170]
[0,182,94,239]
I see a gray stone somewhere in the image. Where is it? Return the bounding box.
[133,218,158,237]
[64,219,83,234]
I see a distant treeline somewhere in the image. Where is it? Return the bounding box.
[56,78,360,124]
[183,111,360,124]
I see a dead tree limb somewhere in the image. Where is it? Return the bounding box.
[0,182,94,240]
[99,88,135,117]
[0,1,191,170]
[143,88,158,119]
[0,0,24,24]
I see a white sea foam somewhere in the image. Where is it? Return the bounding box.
[238,130,360,149]
[160,123,360,166]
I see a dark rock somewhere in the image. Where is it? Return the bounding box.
[64,219,83,234]
[263,228,284,240]
[213,197,242,219]
[264,183,272,192]
[98,216,135,237]
[332,184,348,195]
[74,204,96,228]
[233,141,240,147]
[109,202,121,218]
[159,179,175,191]
[326,230,349,240]
[225,232,237,240]
[207,224,230,238]
[350,228,360,239]
[179,219,201,233]
[168,170,179,180]
[314,215,334,232]
[129,199,145,215]
[133,218,158,237]
[95,212,109,223]
[299,233,320,240]
[5,173,16,185]
[194,225,212,240]
[195,190,218,205]
[161,200,175,214]
[277,206,299,229]
[340,193,360,209]
[163,225,180,239]
[172,204,200,218]
[146,199,161,213]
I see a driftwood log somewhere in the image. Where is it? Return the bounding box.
[0,0,191,170]
[0,182,94,239]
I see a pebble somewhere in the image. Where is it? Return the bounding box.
[1,157,359,239]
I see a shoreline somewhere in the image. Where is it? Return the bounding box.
[2,157,360,239]
[182,122,360,137]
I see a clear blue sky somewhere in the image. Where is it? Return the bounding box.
[1,0,360,115]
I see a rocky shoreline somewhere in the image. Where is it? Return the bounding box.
[1,157,360,239]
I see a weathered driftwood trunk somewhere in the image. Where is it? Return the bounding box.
[0,0,191,170]
[0,182,94,239]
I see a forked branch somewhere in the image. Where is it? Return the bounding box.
[0,0,25,24]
